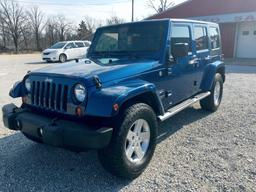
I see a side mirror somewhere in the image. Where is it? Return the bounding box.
[171,43,189,58]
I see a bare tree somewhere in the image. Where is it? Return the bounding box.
[148,0,175,13]
[0,0,26,53]
[20,19,33,50]
[80,16,102,40]
[55,15,72,41]
[106,15,125,25]
[0,11,7,47]
[27,6,44,51]
[44,17,57,46]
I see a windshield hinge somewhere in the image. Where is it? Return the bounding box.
[93,75,102,89]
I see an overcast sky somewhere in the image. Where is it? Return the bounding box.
[16,0,188,23]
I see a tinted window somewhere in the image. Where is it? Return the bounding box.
[95,33,118,51]
[50,42,66,49]
[93,22,165,53]
[171,26,192,52]
[209,27,220,49]
[75,42,85,48]
[194,27,208,50]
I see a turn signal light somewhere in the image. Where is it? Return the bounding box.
[75,106,83,117]
[113,104,119,111]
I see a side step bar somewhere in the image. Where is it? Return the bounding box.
[158,91,211,122]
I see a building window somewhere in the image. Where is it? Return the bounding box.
[194,26,208,51]
[171,25,192,52]
[242,31,249,36]
[254,31,256,35]
[209,27,220,49]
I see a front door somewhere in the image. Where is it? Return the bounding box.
[64,42,76,60]
[163,23,196,108]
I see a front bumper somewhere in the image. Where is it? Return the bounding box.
[42,54,58,62]
[2,104,113,149]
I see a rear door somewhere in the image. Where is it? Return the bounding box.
[192,24,210,94]
[75,42,86,58]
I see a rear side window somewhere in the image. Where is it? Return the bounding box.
[84,42,90,47]
[209,27,220,49]
[171,25,192,52]
[194,26,208,51]
[75,42,85,48]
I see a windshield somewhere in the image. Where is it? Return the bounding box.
[50,42,66,49]
[90,22,165,56]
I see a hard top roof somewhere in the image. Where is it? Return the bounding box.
[99,18,218,29]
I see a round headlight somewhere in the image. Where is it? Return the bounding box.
[25,78,31,91]
[74,84,86,102]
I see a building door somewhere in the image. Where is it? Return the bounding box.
[237,22,256,58]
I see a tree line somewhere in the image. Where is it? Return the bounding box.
[0,0,174,53]
[0,0,127,53]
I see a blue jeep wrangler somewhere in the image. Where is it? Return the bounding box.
[2,19,225,179]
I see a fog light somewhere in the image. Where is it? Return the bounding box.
[75,106,83,117]
[38,128,43,137]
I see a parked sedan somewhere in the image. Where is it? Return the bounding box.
[42,41,91,63]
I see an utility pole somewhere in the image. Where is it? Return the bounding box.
[132,0,134,22]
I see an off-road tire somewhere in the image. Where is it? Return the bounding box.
[59,54,67,63]
[98,103,158,179]
[200,73,223,112]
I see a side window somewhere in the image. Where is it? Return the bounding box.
[194,26,208,51]
[75,42,85,48]
[209,27,220,49]
[84,42,91,47]
[65,42,75,49]
[171,25,192,52]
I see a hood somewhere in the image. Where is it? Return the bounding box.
[31,59,159,86]
[43,49,59,53]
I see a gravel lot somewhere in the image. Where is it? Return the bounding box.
[0,54,255,192]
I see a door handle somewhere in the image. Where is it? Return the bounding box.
[167,68,173,75]
[204,56,212,61]
[189,58,199,65]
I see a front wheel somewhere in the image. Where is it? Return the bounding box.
[200,73,223,112]
[98,103,157,179]
[59,54,67,63]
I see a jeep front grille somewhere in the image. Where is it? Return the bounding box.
[30,81,68,112]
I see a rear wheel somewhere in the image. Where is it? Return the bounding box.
[98,103,157,179]
[200,73,223,112]
[59,54,67,63]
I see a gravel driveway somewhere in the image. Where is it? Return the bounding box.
[0,54,255,192]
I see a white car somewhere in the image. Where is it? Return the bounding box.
[42,41,91,63]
